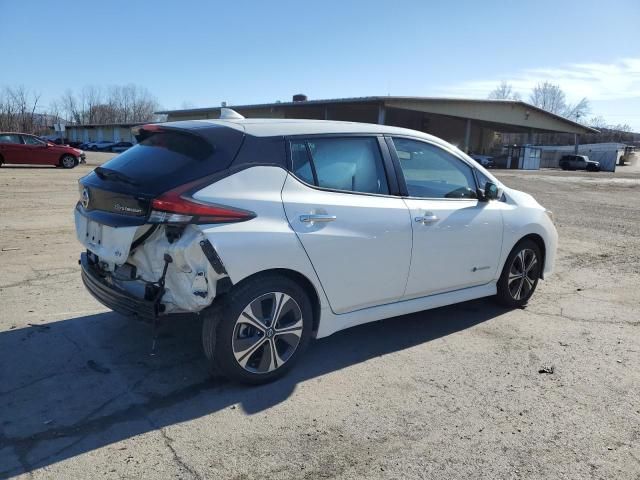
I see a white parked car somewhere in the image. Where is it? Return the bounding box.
[75,111,557,384]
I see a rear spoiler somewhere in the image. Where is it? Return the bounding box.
[132,123,229,145]
[132,124,165,143]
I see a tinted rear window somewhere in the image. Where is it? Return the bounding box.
[89,128,243,195]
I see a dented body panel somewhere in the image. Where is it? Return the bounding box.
[125,225,225,314]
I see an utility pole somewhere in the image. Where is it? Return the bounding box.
[574,113,581,154]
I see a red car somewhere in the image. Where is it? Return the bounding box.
[0,132,86,168]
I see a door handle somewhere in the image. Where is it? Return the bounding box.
[299,214,337,223]
[414,213,439,224]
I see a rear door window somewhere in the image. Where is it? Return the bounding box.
[0,134,22,144]
[22,135,46,146]
[290,137,389,195]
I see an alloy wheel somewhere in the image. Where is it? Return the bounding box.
[62,156,75,168]
[232,292,304,374]
[508,248,538,301]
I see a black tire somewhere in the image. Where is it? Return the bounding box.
[202,273,313,384]
[496,239,542,308]
[60,155,77,169]
[560,163,568,170]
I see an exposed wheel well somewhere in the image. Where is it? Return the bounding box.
[518,233,546,279]
[220,269,322,336]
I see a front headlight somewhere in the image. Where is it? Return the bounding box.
[545,209,555,225]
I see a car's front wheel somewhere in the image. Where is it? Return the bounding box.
[60,155,77,169]
[202,273,313,384]
[496,239,542,307]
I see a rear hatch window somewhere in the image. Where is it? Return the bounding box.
[79,127,244,225]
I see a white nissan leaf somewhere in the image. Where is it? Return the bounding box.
[75,110,557,384]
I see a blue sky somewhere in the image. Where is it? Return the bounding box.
[2,0,639,129]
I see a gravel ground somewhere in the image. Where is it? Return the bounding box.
[0,155,638,479]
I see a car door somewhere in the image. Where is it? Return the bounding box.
[20,135,55,165]
[0,134,25,163]
[388,136,504,299]
[281,136,412,314]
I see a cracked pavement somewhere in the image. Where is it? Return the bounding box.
[0,156,639,479]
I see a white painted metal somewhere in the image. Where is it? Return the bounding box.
[402,197,503,298]
[281,174,412,314]
[315,282,497,338]
[498,187,558,279]
[193,166,331,314]
[74,209,138,268]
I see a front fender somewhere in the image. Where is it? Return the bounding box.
[499,189,558,278]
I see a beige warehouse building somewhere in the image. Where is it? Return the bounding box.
[158,96,596,161]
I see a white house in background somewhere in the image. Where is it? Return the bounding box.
[538,143,628,172]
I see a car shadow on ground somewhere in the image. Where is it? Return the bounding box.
[0,298,507,476]
[0,165,59,169]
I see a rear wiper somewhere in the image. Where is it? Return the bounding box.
[95,167,139,186]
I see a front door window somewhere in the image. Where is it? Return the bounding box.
[392,138,478,199]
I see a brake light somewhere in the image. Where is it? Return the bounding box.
[149,180,255,225]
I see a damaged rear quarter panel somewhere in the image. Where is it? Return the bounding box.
[127,225,225,313]
[193,166,330,310]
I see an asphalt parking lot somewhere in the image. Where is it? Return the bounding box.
[1,155,638,479]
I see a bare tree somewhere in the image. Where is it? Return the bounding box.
[54,84,160,125]
[81,86,102,124]
[529,81,589,121]
[583,117,634,143]
[564,97,590,121]
[60,89,82,124]
[529,82,566,114]
[0,86,42,133]
[488,81,521,101]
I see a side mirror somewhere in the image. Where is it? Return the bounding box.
[484,182,499,201]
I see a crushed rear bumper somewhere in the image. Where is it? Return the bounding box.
[80,253,159,320]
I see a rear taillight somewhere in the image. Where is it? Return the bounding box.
[149,180,255,225]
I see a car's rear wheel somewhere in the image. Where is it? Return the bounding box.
[202,273,313,384]
[496,239,542,308]
[60,155,77,169]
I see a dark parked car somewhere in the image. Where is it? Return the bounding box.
[42,137,83,148]
[470,154,495,168]
[559,154,600,171]
[0,132,85,168]
[110,141,133,153]
[88,141,117,151]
